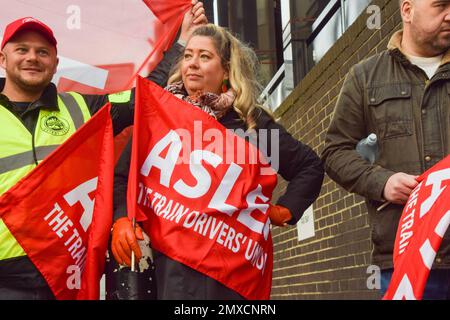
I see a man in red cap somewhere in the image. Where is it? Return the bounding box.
[0,2,207,300]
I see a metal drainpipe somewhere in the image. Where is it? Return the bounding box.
[340,0,347,36]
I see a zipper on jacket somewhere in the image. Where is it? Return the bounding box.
[31,126,38,166]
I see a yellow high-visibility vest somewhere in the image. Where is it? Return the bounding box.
[0,92,91,261]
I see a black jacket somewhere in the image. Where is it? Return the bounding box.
[0,43,183,290]
[113,106,324,299]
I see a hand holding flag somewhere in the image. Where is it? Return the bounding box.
[383,155,450,300]
[179,0,209,43]
[111,217,144,267]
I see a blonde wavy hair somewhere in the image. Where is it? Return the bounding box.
[168,24,264,130]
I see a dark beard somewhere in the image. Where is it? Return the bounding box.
[429,35,450,55]
[15,77,50,95]
[410,22,450,56]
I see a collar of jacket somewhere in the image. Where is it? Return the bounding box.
[0,78,59,111]
[387,30,450,67]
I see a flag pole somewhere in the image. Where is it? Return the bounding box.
[131,217,136,272]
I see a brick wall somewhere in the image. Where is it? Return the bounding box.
[270,0,401,299]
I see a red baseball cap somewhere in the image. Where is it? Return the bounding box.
[1,17,57,50]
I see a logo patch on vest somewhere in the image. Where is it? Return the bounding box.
[41,113,70,136]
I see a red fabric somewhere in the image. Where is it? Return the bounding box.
[127,77,278,300]
[143,0,192,24]
[125,0,192,88]
[114,126,133,165]
[0,105,114,300]
[1,1,184,93]
[383,155,450,300]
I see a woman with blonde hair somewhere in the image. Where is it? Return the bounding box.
[112,24,324,299]
[166,23,261,130]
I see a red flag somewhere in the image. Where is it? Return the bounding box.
[383,155,450,300]
[1,1,190,165]
[129,0,192,88]
[143,0,192,24]
[1,0,186,93]
[0,105,114,300]
[127,77,278,300]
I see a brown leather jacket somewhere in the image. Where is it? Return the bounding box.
[321,31,450,270]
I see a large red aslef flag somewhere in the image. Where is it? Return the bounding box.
[384,155,450,300]
[127,77,278,300]
[0,105,114,300]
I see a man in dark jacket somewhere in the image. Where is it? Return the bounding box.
[0,1,207,300]
[321,0,450,299]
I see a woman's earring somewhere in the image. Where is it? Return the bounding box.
[222,79,229,93]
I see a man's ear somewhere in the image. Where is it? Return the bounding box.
[401,0,414,24]
[0,51,6,70]
[53,56,59,75]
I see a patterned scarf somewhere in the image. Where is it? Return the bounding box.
[165,81,236,120]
